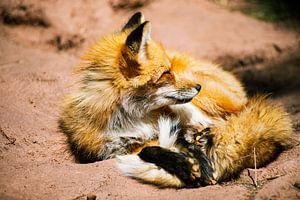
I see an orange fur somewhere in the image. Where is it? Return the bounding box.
[59,13,292,188]
[114,13,292,188]
[208,96,292,181]
[170,53,247,116]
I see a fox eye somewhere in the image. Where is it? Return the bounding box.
[163,70,171,75]
[156,69,172,83]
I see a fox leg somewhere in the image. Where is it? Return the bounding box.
[139,146,202,187]
[175,127,216,185]
[138,145,215,187]
[137,125,216,187]
[117,117,216,187]
[118,97,292,187]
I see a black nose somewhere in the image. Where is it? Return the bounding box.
[195,84,201,91]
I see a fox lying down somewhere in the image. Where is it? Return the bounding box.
[59,12,292,187]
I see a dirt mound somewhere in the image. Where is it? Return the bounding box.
[0,0,299,199]
[0,4,50,27]
[109,0,154,11]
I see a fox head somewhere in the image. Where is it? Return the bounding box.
[77,12,201,125]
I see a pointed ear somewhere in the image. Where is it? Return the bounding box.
[122,12,145,31]
[125,21,151,60]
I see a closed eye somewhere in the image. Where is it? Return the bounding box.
[163,70,171,75]
[155,69,173,83]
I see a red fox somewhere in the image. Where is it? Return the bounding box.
[59,12,292,187]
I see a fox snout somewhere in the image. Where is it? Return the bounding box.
[156,83,201,105]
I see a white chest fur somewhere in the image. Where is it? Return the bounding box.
[109,122,158,140]
[170,103,212,126]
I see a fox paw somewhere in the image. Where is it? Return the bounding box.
[194,127,211,146]
[184,126,211,146]
[138,146,216,187]
[186,154,216,186]
[187,157,201,180]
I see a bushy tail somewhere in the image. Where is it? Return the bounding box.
[117,95,292,187]
[209,95,292,181]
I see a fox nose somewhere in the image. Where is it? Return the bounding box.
[195,84,201,92]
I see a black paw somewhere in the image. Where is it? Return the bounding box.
[194,127,213,148]
[176,130,216,186]
[138,146,215,187]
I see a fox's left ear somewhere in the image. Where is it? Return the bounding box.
[122,12,145,31]
[125,21,151,60]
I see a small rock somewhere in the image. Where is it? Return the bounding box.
[87,193,96,200]
[293,181,300,190]
[273,44,282,53]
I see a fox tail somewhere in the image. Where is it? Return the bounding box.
[117,96,292,187]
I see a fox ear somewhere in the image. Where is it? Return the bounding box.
[122,12,145,31]
[125,21,151,60]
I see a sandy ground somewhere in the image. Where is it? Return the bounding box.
[0,0,300,199]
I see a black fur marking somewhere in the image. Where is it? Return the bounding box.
[170,121,180,136]
[202,127,211,134]
[138,146,201,187]
[137,122,216,187]
[122,12,143,31]
[176,134,215,186]
[193,127,214,150]
[201,133,214,152]
[125,21,149,53]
